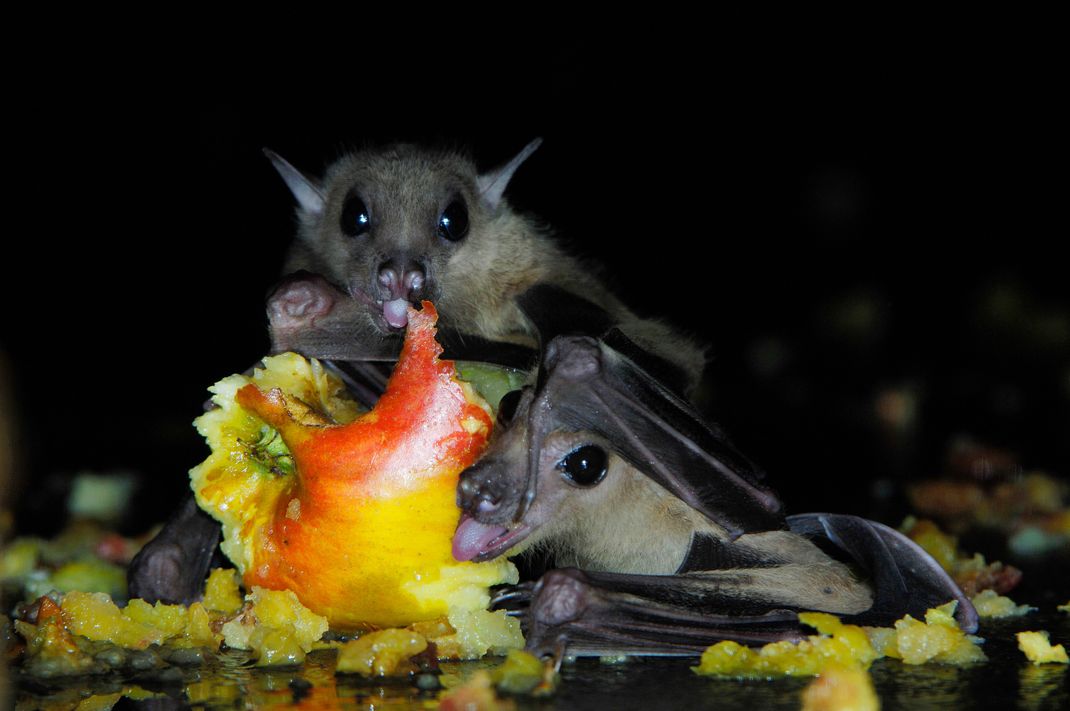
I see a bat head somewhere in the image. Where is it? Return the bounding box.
[266,139,542,337]
[452,382,635,565]
[453,329,787,568]
[453,335,689,568]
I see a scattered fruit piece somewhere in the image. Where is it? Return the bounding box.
[221,586,328,666]
[867,601,986,665]
[1016,631,1069,665]
[202,567,243,615]
[14,597,99,678]
[908,442,1070,558]
[969,589,1034,618]
[899,517,1021,596]
[692,612,877,678]
[336,628,428,676]
[489,649,557,696]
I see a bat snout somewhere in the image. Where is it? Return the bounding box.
[454,460,535,562]
[457,456,531,522]
[376,257,428,303]
[457,463,508,519]
[374,257,431,330]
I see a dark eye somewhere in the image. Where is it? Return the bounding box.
[497,390,522,426]
[341,194,371,237]
[557,445,608,487]
[437,199,469,242]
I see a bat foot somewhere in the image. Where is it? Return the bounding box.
[490,581,535,610]
[530,568,592,628]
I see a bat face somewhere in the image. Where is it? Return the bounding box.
[282,145,487,334]
[454,381,705,574]
[267,140,546,343]
[454,407,613,563]
[454,325,788,574]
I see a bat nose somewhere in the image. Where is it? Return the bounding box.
[457,465,503,515]
[377,257,427,302]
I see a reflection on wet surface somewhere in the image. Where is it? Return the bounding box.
[12,613,1069,710]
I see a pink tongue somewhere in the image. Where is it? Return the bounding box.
[452,515,508,562]
[383,299,409,329]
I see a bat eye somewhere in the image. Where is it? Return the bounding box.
[557,445,608,487]
[341,194,371,237]
[497,390,522,426]
[437,199,469,242]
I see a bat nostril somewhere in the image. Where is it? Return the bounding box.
[459,471,504,515]
[378,268,397,289]
[458,475,482,502]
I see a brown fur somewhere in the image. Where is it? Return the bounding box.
[505,428,872,615]
[278,142,707,391]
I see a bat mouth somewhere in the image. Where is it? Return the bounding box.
[451,514,531,563]
[380,298,412,330]
[349,287,414,333]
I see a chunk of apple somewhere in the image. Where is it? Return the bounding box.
[190,302,519,631]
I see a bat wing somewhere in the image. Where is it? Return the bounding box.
[519,331,784,538]
[513,567,805,657]
[127,495,223,604]
[787,513,979,632]
[511,284,784,537]
[509,513,981,657]
[502,516,977,657]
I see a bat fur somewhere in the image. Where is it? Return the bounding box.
[455,297,978,655]
[267,139,707,393]
[133,138,710,602]
[506,447,873,616]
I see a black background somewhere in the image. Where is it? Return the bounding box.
[2,38,1066,535]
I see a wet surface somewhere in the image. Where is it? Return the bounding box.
[12,612,1068,710]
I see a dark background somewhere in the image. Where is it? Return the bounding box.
[2,41,1066,535]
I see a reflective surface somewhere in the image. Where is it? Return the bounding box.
[12,613,1068,710]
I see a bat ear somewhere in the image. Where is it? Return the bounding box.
[264,148,326,216]
[477,137,543,211]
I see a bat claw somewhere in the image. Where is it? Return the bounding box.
[490,582,534,609]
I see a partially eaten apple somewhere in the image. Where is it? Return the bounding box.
[189,302,521,635]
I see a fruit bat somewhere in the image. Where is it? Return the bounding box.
[130,139,703,602]
[127,274,536,604]
[453,285,979,657]
[266,139,706,393]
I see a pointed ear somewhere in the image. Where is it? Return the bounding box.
[264,148,326,216]
[477,138,543,210]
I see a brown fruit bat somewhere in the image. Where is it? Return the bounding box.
[131,140,975,661]
[130,139,699,601]
[266,139,705,392]
[452,285,978,656]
